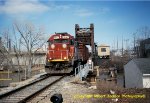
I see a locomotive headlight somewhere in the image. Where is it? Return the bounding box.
[64,57,67,59]
[62,44,67,48]
[51,44,55,49]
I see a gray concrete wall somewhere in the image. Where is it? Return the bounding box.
[124,61,143,88]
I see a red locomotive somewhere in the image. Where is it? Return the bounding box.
[45,32,89,74]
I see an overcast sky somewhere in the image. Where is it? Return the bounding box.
[0,0,150,50]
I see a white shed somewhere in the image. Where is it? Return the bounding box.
[98,44,110,58]
[124,58,150,88]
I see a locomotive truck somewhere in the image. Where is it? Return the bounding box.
[45,32,89,74]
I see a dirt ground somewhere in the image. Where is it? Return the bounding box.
[36,76,150,103]
[96,79,150,103]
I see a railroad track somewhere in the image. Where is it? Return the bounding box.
[0,75,66,103]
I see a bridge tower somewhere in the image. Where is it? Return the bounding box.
[75,24,96,63]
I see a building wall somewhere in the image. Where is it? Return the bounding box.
[11,53,46,65]
[124,61,143,88]
[139,38,150,58]
[143,75,150,88]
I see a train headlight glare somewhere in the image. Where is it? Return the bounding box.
[64,57,67,59]
[62,44,67,48]
[51,44,55,49]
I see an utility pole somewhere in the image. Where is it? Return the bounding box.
[122,35,124,57]
[124,39,129,50]
[114,38,115,51]
[133,33,136,54]
[117,36,118,51]
[0,37,2,47]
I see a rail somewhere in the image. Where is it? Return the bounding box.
[0,75,66,103]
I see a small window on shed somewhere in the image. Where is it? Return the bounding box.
[101,48,106,52]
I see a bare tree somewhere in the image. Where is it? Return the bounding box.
[132,26,150,58]
[1,29,10,51]
[135,26,150,42]
[13,22,45,78]
[0,29,13,71]
[12,25,24,81]
[139,26,150,39]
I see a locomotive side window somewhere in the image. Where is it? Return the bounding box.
[70,39,74,45]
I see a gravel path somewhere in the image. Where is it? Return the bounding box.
[35,76,100,103]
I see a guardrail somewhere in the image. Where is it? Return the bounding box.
[75,61,93,81]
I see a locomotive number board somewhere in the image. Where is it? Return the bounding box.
[54,36,69,39]
[54,36,59,39]
[62,36,69,39]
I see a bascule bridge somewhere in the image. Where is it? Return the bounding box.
[75,24,97,64]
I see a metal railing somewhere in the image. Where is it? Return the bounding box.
[75,61,93,81]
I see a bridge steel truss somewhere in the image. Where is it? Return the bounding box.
[75,24,95,61]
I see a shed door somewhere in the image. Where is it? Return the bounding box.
[143,76,150,88]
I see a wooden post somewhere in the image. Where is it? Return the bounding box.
[97,67,99,77]
[8,69,10,79]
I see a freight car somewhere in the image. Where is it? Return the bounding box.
[98,44,110,59]
[77,42,89,64]
[45,32,89,74]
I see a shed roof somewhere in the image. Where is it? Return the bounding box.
[98,44,110,47]
[132,58,150,74]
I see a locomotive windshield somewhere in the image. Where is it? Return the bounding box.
[53,39,69,43]
[48,41,53,45]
